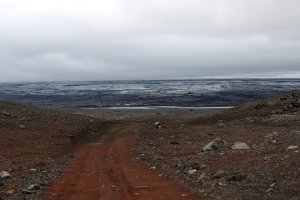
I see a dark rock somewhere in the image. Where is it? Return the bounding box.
[40,182,48,186]
[2,111,10,117]
[191,163,200,170]
[22,189,33,194]
[227,175,246,181]
[192,163,207,170]
[292,92,299,98]
[291,100,300,108]
[254,103,267,110]
[152,155,164,161]
[199,164,208,170]
[170,140,180,145]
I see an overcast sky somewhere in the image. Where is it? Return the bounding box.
[0,0,300,82]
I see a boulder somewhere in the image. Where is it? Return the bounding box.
[202,138,225,151]
[231,142,250,150]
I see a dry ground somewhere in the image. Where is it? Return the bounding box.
[0,91,300,200]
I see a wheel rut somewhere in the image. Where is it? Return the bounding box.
[43,123,202,200]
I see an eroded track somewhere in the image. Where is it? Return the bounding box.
[43,123,201,200]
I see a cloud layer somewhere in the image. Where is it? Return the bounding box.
[1,0,300,82]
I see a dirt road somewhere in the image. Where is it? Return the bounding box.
[43,123,201,200]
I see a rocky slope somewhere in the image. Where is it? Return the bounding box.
[137,91,300,200]
[0,101,105,199]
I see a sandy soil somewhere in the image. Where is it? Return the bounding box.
[0,91,299,200]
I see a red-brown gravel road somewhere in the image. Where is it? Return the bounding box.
[43,123,202,200]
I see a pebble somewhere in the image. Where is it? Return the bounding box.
[187,169,198,175]
[6,189,14,195]
[190,163,200,170]
[154,122,161,127]
[265,188,273,193]
[19,125,26,129]
[2,111,10,116]
[266,132,279,139]
[199,164,208,170]
[263,156,271,162]
[213,170,226,179]
[290,130,300,135]
[231,142,250,150]
[0,171,11,179]
[216,121,226,128]
[149,166,156,170]
[270,183,276,187]
[134,185,149,189]
[28,184,40,190]
[287,145,298,150]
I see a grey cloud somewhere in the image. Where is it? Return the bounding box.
[0,0,300,82]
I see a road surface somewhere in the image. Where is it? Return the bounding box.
[43,123,201,200]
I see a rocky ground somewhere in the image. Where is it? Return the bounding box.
[0,102,106,199]
[137,91,300,200]
[0,91,299,200]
